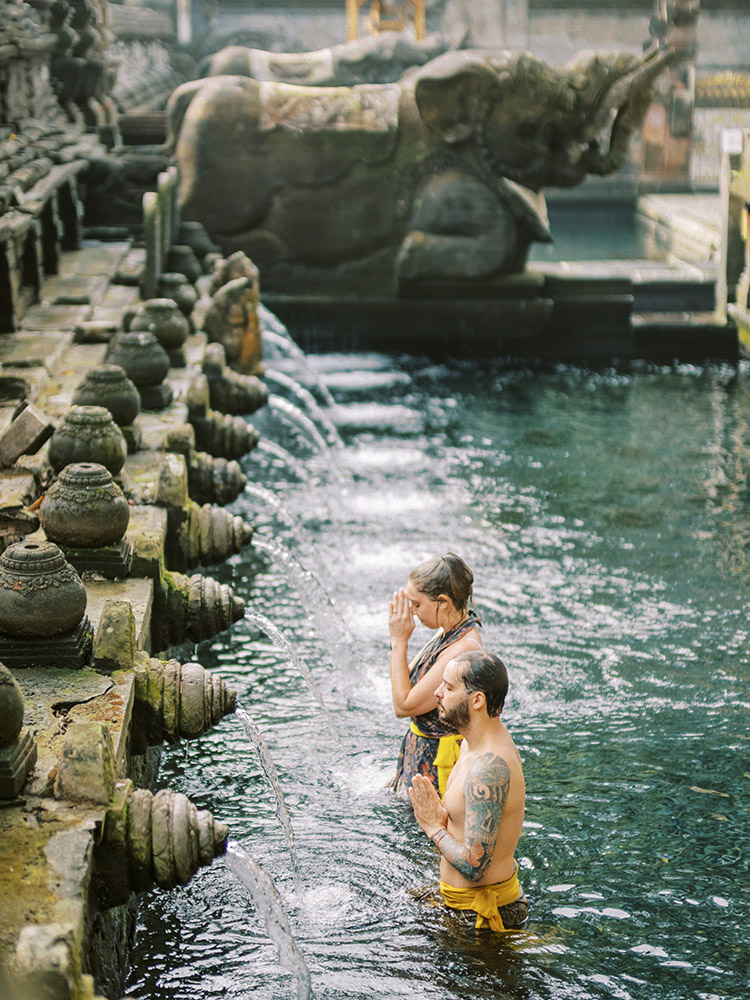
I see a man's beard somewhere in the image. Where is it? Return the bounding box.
[438,696,470,730]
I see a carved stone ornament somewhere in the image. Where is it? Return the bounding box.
[40,462,131,549]
[130,298,190,367]
[106,330,173,410]
[0,662,24,748]
[157,273,199,318]
[72,364,141,427]
[0,662,37,798]
[0,541,87,638]
[107,330,171,387]
[48,405,128,476]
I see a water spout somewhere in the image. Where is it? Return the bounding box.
[252,535,355,650]
[226,841,313,1000]
[254,438,311,481]
[262,327,306,360]
[243,606,340,743]
[268,394,335,460]
[244,482,316,555]
[265,368,344,451]
[235,704,303,894]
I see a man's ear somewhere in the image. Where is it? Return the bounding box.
[471,689,486,711]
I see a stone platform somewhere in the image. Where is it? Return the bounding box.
[265,192,735,364]
[0,234,246,1000]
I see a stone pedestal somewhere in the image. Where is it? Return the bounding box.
[0,729,37,798]
[0,662,37,798]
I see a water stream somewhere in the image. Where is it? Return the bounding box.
[264,367,344,450]
[234,705,303,893]
[225,842,312,1000]
[127,345,750,1000]
[243,605,340,743]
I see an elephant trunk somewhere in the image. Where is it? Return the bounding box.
[578,44,677,176]
[588,45,674,124]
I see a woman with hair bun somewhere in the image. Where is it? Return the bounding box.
[388,553,482,798]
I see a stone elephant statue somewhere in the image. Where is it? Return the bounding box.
[200,30,455,86]
[173,45,675,294]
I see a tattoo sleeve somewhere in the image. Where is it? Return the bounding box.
[435,752,511,882]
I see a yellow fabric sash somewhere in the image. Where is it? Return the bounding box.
[410,721,462,798]
[439,862,522,932]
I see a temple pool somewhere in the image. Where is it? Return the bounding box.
[126,344,750,1000]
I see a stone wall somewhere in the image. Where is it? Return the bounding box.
[203,2,750,71]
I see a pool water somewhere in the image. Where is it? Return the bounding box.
[126,346,750,1000]
[529,201,655,262]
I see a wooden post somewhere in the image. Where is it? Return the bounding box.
[346,0,361,40]
[414,0,425,40]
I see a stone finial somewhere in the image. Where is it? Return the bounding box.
[0,662,24,747]
[71,364,141,427]
[48,406,128,477]
[40,462,131,549]
[130,298,190,368]
[0,661,37,798]
[158,272,199,319]
[0,541,87,639]
[0,541,93,669]
[106,330,173,411]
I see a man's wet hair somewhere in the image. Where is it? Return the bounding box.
[453,649,508,717]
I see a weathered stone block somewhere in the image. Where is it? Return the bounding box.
[92,600,136,674]
[55,721,116,805]
[0,402,53,467]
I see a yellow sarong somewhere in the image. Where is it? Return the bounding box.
[410,720,462,798]
[439,861,522,932]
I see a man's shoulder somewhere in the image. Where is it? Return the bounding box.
[464,751,512,803]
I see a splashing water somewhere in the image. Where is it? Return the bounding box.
[252,535,355,651]
[268,395,346,484]
[225,842,313,1000]
[235,704,303,893]
[265,368,344,451]
[253,438,311,481]
[243,483,317,555]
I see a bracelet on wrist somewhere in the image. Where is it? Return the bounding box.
[431,828,448,846]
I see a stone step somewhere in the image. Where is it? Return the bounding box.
[632,311,739,363]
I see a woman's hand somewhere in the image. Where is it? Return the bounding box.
[388,588,415,643]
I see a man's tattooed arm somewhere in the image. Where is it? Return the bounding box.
[432,753,511,882]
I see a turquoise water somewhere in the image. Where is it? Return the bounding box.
[529,202,654,261]
[126,348,750,1000]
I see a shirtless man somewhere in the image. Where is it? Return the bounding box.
[408,649,529,931]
